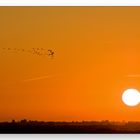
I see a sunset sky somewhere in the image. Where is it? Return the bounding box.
[1,7,140,122]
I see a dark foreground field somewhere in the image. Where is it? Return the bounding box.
[0,120,140,133]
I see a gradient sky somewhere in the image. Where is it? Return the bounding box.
[1,7,140,122]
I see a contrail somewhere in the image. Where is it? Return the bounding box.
[126,74,140,78]
[23,75,56,82]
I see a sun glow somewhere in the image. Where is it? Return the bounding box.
[122,89,140,107]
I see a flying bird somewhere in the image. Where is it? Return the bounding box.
[1,47,55,58]
[48,50,54,57]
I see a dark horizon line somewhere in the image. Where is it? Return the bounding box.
[1,119,140,123]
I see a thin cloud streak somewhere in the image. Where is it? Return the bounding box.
[126,74,140,78]
[23,75,56,82]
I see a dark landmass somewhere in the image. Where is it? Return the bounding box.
[0,119,140,133]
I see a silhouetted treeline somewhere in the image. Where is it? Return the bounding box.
[0,119,140,133]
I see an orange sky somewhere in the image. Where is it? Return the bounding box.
[1,7,140,122]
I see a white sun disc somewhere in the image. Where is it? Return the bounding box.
[122,89,140,106]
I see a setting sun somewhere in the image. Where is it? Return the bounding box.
[122,89,140,107]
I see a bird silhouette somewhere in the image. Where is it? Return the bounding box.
[1,47,55,58]
[48,50,54,57]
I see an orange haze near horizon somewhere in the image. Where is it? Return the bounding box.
[1,7,140,122]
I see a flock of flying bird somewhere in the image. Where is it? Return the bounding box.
[1,47,54,58]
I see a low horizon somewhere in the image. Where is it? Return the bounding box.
[2,119,140,123]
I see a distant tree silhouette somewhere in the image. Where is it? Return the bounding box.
[1,120,140,133]
[20,119,27,124]
[11,120,16,124]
